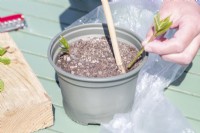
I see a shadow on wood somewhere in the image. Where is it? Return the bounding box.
[171,63,193,87]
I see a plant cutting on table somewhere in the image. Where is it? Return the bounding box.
[0,46,11,92]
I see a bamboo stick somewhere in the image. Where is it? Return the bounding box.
[101,0,126,73]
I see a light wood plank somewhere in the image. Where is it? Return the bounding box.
[0,33,53,133]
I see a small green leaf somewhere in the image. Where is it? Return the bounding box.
[0,79,4,92]
[158,17,171,30]
[160,16,171,24]
[154,14,160,32]
[0,47,6,56]
[154,13,172,37]
[159,21,170,31]
[59,36,70,53]
[0,57,11,65]
[155,21,173,36]
[162,20,173,30]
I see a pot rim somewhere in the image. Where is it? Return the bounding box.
[48,23,148,83]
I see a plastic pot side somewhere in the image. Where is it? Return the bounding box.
[48,23,147,125]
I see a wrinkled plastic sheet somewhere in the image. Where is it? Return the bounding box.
[69,0,195,133]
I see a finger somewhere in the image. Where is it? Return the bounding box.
[173,19,199,49]
[144,22,199,55]
[159,3,179,29]
[161,34,200,65]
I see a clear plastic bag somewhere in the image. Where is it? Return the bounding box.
[69,0,195,132]
[100,53,194,133]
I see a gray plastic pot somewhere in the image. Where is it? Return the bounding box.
[48,23,147,125]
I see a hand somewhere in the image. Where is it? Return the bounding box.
[143,0,200,65]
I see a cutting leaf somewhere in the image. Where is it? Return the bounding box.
[154,13,160,32]
[59,36,70,53]
[155,21,172,36]
[0,57,11,65]
[0,47,7,56]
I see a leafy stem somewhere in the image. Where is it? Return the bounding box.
[127,13,173,69]
[59,35,70,54]
[0,46,11,92]
[0,47,7,56]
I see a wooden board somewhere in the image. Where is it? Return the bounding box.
[0,33,53,133]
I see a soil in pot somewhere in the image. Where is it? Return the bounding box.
[56,36,142,78]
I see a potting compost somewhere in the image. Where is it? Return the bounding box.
[67,0,195,133]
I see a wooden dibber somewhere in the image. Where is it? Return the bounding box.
[0,33,53,133]
[101,0,126,73]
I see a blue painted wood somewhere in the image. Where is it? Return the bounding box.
[165,90,200,120]
[0,0,86,25]
[48,106,100,133]
[186,55,200,75]
[34,0,101,12]
[170,72,200,97]
[187,119,200,133]
[9,32,51,56]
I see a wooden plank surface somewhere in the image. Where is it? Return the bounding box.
[0,0,199,132]
[0,33,53,133]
